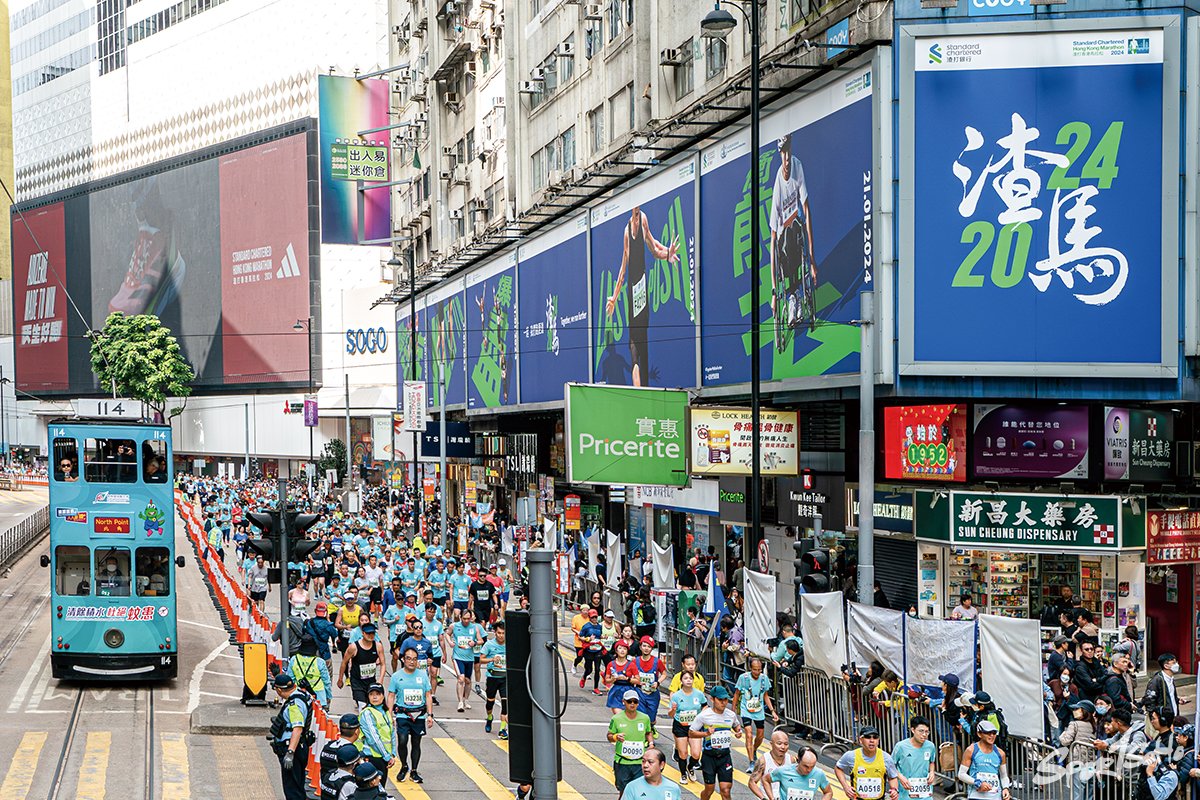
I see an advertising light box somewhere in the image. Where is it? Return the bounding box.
[883,404,967,482]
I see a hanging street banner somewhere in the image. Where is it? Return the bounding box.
[1103,407,1175,481]
[565,383,689,486]
[916,490,1146,551]
[900,25,1176,377]
[402,381,427,431]
[689,407,799,475]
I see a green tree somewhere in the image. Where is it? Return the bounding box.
[317,439,347,483]
[89,312,195,420]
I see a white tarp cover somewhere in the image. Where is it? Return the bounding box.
[978,613,1043,740]
[744,570,777,657]
[606,530,623,588]
[847,602,905,679]
[652,542,675,589]
[586,527,600,582]
[799,592,846,678]
[501,525,514,556]
[905,616,977,694]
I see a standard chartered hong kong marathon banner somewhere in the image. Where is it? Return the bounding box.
[566,383,689,486]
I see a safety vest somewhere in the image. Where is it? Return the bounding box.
[852,749,889,800]
[269,692,313,746]
[360,705,394,759]
[291,655,325,694]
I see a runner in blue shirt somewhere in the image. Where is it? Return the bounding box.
[764,746,834,800]
[620,748,682,800]
[892,716,937,800]
[421,604,446,701]
[387,648,433,784]
[449,608,485,712]
[480,621,509,738]
[428,562,449,603]
[667,671,707,783]
[449,564,472,616]
[733,657,779,767]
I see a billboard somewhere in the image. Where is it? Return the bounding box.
[395,300,427,390]
[590,163,696,389]
[1103,407,1174,481]
[700,67,874,386]
[218,135,311,385]
[901,24,1177,376]
[565,383,689,486]
[882,404,967,482]
[425,281,466,408]
[318,75,391,245]
[12,203,69,391]
[690,407,799,475]
[517,216,590,404]
[465,253,518,409]
[972,404,1089,480]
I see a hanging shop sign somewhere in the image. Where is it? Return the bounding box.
[1103,407,1175,482]
[916,490,1146,552]
[846,485,915,534]
[689,407,799,476]
[777,473,846,530]
[564,495,582,531]
[1147,510,1200,564]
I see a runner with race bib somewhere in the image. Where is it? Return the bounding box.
[892,716,937,800]
[834,726,899,800]
[667,670,707,783]
[688,685,743,800]
[610,689,655,798]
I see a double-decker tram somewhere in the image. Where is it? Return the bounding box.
[42,418,182,679]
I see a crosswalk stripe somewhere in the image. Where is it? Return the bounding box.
[0,731,46,800]
[160,732,190,799]
[560,739,703,799]
[432,737,513,800]
[211,736,274,800]
[388,765,433,800]
[494,740,587,800]
[76,731,111,800]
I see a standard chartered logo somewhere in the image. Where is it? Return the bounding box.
[577,433,682,459]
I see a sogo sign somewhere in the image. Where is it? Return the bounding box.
[566,384,689,487]
[345,327,388,355]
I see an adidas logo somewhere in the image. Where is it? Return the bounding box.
[275,244,301,279]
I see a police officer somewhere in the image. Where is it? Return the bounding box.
[350,761,388,799]
[359,683,398,787]
[268,673,314,800]
[319,714,362,783]
[321,743,361,800]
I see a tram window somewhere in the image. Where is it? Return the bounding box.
[55,545,91,596]
[94,547,131,597]
[84,438,137,483]
[53,438,79,483]
[142,440,168,484]
[135,547,170,596]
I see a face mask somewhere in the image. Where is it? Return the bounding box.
[1061,674,1071,684]
[1172,663,1181,674]
[1096,705,1110,714]
[106,564,116,573]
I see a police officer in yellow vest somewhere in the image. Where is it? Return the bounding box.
[268,673,315,800]
[834,726,899,800]
[359,683,398,786]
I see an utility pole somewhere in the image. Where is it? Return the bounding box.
[344,374,352,491]
[527,549,559,800]
[439,362,447,540]
[277,477,292,656]
[244,403,250,480]
[857,291,875,605]
[409,248,421,542]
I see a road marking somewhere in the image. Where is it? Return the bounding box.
[76,731,111,800]
[561,739,702,799]
[434,716,612,727]
[7,636,48,712]
[202,670,246,680]
[178,618,229,633]
[388,771,433,800]
[212,736,273,800]
[495,740,587,800]
[433,737,513,800]
[160,732,190,799]
[199,691,242,701]
[189,641,232,713]
[0,731,47,800]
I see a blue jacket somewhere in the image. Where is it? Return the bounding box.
[305,617,338,661]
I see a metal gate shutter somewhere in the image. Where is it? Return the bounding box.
[874,535,917,612]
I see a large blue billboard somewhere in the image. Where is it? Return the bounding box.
[901,25,1176,376]
[466,254,518,409]
[518,216,590,404]
[590,163,697,388]
[424,283,466,407]
[700,68,874,386]
[396,302,427,389]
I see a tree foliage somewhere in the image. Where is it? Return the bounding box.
[89,313,195,420]
[317,439,347,483]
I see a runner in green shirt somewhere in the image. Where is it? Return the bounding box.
[891,716,937,800]
[609,689,655,798]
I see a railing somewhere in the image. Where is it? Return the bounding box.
[0,505,48,568]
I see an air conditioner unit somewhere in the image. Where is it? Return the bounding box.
[584,3,603,20]
[557,41,575,57]
[443,0,458,15]
[452,165,469,184]
[439,170,453,181]
[547,169,563,188]
[444,91,462,105]
[660,47,683,66]
[442,146,457,158]
[519,81,542,94]
[470,198,488,211]
[416,112,429,122]
[411,80,428,99]
[465,60,478,75]
[450,208,464,219]
[530,67,545,80]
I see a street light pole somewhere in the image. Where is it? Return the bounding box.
[307,318,313,466]
[408,249,421,543]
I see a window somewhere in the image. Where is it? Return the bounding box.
[94,547,131,597]
[588,105,605,153]
[607,0,631,41]
[706,36,728,79]
[561,127,576,169]
[532,151,546,191]
[55,546,90,596]
[142,440,168,483]
[136,547,171,596]
[560,34,576,83]
[53,437,79,483]
[466,128,476,163]
[84,438,137,483]
[585,20,602,59]
[541,53,559,94]
[674,39,694,99]
[610,84,633,138]
[452,210,466,239]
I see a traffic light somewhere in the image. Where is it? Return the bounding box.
[245,510,280,562]
[793,540,831,594]
[287,512,321,561]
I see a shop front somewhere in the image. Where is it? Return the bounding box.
[847,484,918,612]
[1144,510,1200,673]
[626,481,721,572]
[915,490,1147,656]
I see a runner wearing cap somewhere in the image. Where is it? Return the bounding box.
[633,635,667,723]
[688,685,742,800]
[334,590,369,659]
[600,609,620,665]
[958,720,1010,800]
[495,558,513,606]
[580,608,607,694]
[609,688,655,798]
[339,623,387,710]
[834,726,899,800]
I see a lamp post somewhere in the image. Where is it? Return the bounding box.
[0,366,10,468]
[702,1,763,568]
[293,318,314,469]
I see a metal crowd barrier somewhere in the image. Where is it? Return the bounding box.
[0,505,48,568]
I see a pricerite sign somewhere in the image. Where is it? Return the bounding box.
[565,384,689,487]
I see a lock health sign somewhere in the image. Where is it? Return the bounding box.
[903,26,1174,375]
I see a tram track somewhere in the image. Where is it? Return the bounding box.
[46,684,158,800]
